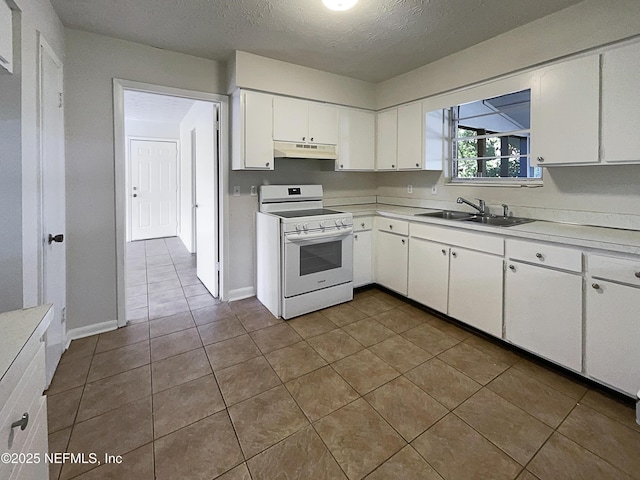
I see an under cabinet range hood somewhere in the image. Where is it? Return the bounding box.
[273,141,338,160]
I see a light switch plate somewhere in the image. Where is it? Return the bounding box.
[233,186,241,196]
[407,185,413,194]
[431,185,438,195]
[250,186,257,196]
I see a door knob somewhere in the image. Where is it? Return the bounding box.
[48,234,64,244]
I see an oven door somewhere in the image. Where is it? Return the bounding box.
[283,228,353,298]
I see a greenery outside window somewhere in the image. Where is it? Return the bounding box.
[450,89,541,183]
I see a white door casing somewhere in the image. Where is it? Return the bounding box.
[195,105,219,297]
[130,140,178,241]
[40,36,66,387]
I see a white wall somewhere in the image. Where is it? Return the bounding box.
[231,51,376,110]
[124,119,180,140]
[0,0,64,312]
[64,29,225,330]
[178,101,215,253]
[376,0,640,109]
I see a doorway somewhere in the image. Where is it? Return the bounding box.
[114,81,228,328]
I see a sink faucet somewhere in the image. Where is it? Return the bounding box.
[457,197,488,215]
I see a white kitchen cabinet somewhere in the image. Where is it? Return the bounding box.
[408,237,449,314]
[448,247,504,338]
[273,97,338,145]
[336,108,375,170]
[424,108,447,171]
[585,253,640,396]
[353,219,373,287]
[397,102,423,170]
[0,0,12,74]
[375,219,408,295]
[505,260,583,371]
[375,109,398,170]
[530,54,600,166]
[231,90,274,170]
[601,41,640,164]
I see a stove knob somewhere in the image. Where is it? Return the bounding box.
[340,218,347,226]
[319,220,326,228]
[295,224,303,232]
[303,223,309,231]
[335,219,341,226]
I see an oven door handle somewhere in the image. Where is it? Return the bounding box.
[285,227,353,243]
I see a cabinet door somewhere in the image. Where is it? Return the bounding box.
[505,261,582,371]
[308,103,338,145]
[397,102,423,170]
[424,109,447,171]
[353,230,373,287]
[273,96,308,142]
[375,230,408,295]
[586,280,640,395]
[530,54,600,166]
[337,108,375,170]
[243,91,274,169]
[376,109,398,170]
[408,237,449,314]
[0,0,12,73]
[601,42,640,163]
[449,248,503,338]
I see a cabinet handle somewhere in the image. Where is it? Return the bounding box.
[441,249,446,255]
[340,164,344,169]
[635,272,640,279]
[451,251,457,258]
[354,234,358,240]
[509,264,516,271]
[537,156,545,163]
[535,253,543,260]
[592,283,600,290]
[361,222,365,228]
[389,225,393,229]
[415,163,419,167]
[391,164,395,168]
[302,136,306,141]
[11,413,29,431]
[266,162,270,167]
[310,137,314,142]
[401,239,406,245]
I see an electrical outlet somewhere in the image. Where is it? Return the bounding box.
[233,186,241,196]
[407,184,413,194]
[250,185,257,196]
[431,185,438,195]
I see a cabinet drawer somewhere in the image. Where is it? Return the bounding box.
[506,239,582,272]
[589,254,640,287]
[410,223,503,255]
[0,345,46,456]
[353,217,373,232]
[375,217,408,236]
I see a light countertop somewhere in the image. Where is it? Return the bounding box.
[334,203,640,256]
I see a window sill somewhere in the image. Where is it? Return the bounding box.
[446,179,544,188]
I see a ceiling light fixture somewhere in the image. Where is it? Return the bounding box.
[322,0,358,11]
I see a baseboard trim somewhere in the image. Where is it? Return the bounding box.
[65,320,118,348]
[227,286,256,302]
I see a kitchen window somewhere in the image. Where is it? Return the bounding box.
[450,89,541,184]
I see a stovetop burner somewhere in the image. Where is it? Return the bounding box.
[275,208,342,218]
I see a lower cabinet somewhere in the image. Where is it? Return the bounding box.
[375,225,408,296]
[408,237,449,314]
[505,261,583,371]
[353,230,372,287]
[448,247,504,338]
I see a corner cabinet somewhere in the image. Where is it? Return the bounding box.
[231,90,274,170]
[336,108,375,171]
[0,0,12,73]
[530,54,600,166]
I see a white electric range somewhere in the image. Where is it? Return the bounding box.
[256,185,353,319]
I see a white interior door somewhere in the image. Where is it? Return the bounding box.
[130,140,178,240]
[195,105,219,297]
[40,38,66,387]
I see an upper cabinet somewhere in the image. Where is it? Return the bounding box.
[273,97,338,145]
[376,102,446,171]
[530,54,600,166]
[601,41,640,164]
[0,0,13,73]
[231,90,274,170]
[336,107,375,171]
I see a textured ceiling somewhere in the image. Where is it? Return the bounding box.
[124,90,195,123]
[51,0,583,83]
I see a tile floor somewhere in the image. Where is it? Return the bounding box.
[46,237,640,480]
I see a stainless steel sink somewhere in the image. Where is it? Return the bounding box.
[414,210,476,220]
[463,215,535,227]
